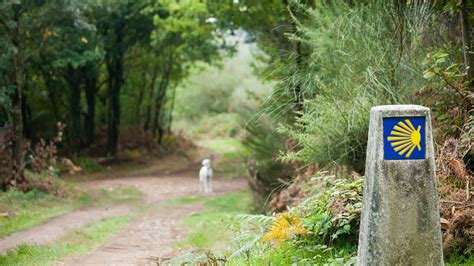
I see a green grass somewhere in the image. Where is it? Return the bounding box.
[0,189,92,238]
[176,190,252,251]
[0,186,142,238]
[446,254,474,265]
[0,216,131,265]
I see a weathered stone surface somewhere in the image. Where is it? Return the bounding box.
[357,105,443,266]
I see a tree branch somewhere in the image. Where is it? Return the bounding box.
[436,72,471,106]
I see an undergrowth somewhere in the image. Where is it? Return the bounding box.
[169,174,362,265]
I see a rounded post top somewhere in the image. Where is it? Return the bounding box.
[370,105,430,117]
[371,105,429,112]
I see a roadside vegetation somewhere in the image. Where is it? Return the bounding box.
[0,185,142,238]
[166,190,253,264]
[0,216,131,265]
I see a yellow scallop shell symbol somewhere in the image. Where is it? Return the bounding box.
[387,119,421,158]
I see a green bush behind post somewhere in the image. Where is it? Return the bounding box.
[279,1,436,173]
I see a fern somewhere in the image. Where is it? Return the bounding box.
[235,214,275,227]
[228,233,263,261]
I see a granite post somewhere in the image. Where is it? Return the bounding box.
[357,105,443,265]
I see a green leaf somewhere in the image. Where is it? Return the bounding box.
[423,70,436,79]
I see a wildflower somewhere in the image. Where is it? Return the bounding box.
[262,212,308,247]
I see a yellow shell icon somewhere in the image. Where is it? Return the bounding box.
[387,119,421,158]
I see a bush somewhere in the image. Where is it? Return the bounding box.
[227,173,363,265]
[279,1,437,173]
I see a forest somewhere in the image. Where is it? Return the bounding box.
[0,0,473,265]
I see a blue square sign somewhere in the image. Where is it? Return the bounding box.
[383,117,425,160]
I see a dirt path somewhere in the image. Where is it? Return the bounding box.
[0,157,247,264]
[64,171,247,265]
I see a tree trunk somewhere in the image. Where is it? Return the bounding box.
[21,94,31,139]
[105,22,125,157]
[143,66,159,131]
[5,7,27,189]
[151,75,170,139]
[134,69,148,123]
[84,66,98,146]
[152,51,173,141]
[460,0,474,88]
[43,73,61,122]
[106,60,121,157]
[66,66,83,149]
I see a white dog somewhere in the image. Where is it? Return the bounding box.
[199,159,213,194]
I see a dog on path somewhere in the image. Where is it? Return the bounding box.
[199,159,213,194]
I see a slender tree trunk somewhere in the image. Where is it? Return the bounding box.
[134,69,148,123]
[143,66,159,131]
[43,73,60,122]
[106,60,122,157]
[84,66,98,145]
[105,22,125,157]
[66,66,83,149]
[460,0,474,89]
[152,72,171,139]
[152,51,173,141]
[21,94,31,139]
[151,78,167,138]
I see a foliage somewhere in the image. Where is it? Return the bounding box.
[172,40,271,142]
[241,106,291,208]
[420,49,472,140]
[262,212,307,247]
[0,0,233,187]
[279,1,437,173]
[225,173,362,265]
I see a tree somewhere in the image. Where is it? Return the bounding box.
[97,0,155,157]
[0,1,30,188]
[29,1,102,149]
[146,0,225,142]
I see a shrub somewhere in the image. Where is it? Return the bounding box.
[227,173,363,265]
[279,1,437,173]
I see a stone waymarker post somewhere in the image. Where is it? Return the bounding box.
[357,105,443,265]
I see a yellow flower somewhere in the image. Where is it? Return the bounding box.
[262,213,307,246]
